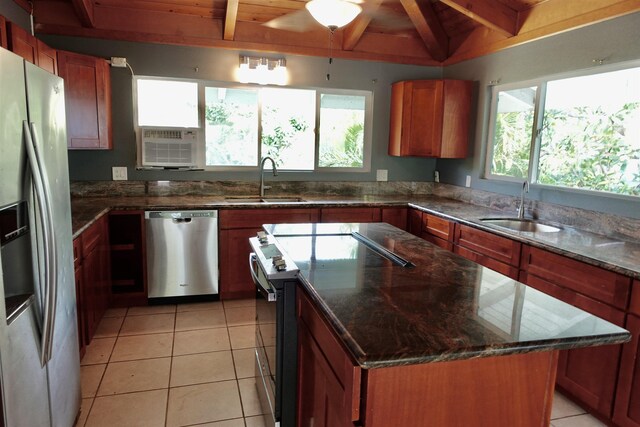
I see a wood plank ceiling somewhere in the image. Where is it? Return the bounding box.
[23,0,640,65]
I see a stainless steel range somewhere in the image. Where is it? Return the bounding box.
[249,232,300,427]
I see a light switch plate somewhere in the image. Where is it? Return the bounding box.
[376,169,388,182]
[434,171,440,183]
[112,166,128,181]
[465,175,471,187]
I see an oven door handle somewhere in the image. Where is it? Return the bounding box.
[250,253,277,302]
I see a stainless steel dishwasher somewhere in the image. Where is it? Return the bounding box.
[145,210,218,298]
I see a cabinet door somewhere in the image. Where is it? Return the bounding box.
[36,39,57,75]
[219,228,259,300]
[297,289,360,427]
[297,321,352,427]
[440,80,472,158]
[613,314,640,427]
[7,22,37,64]
[321,207,381,223]
[57,50,112,149]
[521,272,624,419]
[403,81,443,156]
[407,208,422,237]
[82,243,99,343]
[0,15,7,49]
[74,264,86,359]
[381,207,407,230]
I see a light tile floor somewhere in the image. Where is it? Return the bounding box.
[77,298,605,427]
[77,299,266,427]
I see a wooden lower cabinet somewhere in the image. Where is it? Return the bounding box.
[297,286,558,427]
[614,281,640,427]
[219,208,320,299]
[74,215,110,348]
[407,208,422,237]
[109,211,146,306]
[381,207,407,230]
[520,271,626,419]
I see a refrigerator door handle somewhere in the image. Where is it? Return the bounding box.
[23,120,58,366]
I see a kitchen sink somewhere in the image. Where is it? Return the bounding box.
[224,197,305,203]
[261,197,305,203]
[480,218,562,233]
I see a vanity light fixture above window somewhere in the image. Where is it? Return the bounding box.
[238,55,287,86]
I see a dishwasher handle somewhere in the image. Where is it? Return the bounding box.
[172,218,192,223]
[250,254,276,302]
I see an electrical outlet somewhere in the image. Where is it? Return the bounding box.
[376,169,388,182]
[112,167,128,181]
[110,57,127,68]
[465,175,471,187]
[434,171,440,183]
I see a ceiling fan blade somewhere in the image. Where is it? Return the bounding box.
[262,9,319,33]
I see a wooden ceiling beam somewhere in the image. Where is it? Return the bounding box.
[399,0,449,61]
[439,0,517,37]
[224,0,239,40]
[70,0,96,28]
[342,0,384,51]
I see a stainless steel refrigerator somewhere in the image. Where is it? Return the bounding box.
[0,47,81,426]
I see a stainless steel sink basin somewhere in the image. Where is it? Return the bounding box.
[480,218,562,233]
[224,197,305,203]
[224,197,262,203]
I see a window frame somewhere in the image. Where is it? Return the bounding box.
[134,76,373,173]
[484,61,640,199]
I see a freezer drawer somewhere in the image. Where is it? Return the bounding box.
[145,210,219,298]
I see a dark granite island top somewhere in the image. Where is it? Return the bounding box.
[264,222,630,369]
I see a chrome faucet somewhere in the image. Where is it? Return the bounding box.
[517,180,529,219]
[259,156,278,197]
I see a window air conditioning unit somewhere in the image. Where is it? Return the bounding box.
[141,127,198,168]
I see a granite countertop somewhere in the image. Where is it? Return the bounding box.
[267,223,630,368]
[70,194,640,279]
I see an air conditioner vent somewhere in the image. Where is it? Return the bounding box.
[141,127,198,167]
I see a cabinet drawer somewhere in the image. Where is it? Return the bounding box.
[219,208,320,229]
[521,246,630,309]
[321,207,381,223]
[298,288,361,421]
[455,224,521,267]
[455,245,518,279]
[421,233,453,251]
[421,213,454,241]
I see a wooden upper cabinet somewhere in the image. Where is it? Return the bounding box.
[7,22,37,64]
[57,50,112,150]
[36,39,57,75]
[388,79,472,158]
[0,15,7,49]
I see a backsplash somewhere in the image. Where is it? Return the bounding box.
[433,183,640,242]
[69,180,434,197]
[69,180,639,241]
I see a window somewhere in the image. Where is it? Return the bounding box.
[318,93,367,168]
[137,79,198,128]
[486,66,640,197]
[136,77,372,172]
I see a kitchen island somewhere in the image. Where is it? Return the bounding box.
[263,223,630,427]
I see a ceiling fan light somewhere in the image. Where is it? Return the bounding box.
[305,0,362,30]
